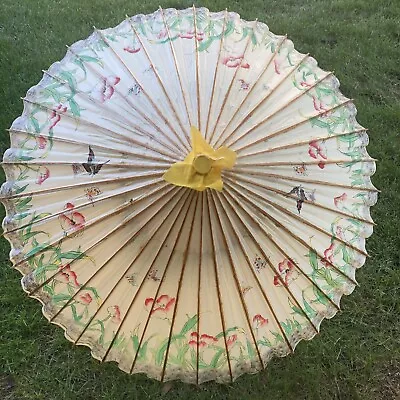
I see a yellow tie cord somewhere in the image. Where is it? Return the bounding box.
[163,127,237,192]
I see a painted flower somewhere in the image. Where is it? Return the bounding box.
[107,305,121,324]
[188,332,218,348]
[145,294,175,315]
[123,46,141,53]
[56,264,80,287]
[78,292,93,305]
[49,104,68,130]
[222,55,250,69]
[58,202,86,233]
[92,75,121,103]
[36,166,50,185]
[226,334,237,348]
[321,242,336,268]
[273,259,299,286]
[178,30,204,41]
[36,135,47,149]
[311,96,328,112]
[157,29,168,39]
[308,139,327,168]
[252,314,268,329]
[334,193,348,208]
[273,59,281,74]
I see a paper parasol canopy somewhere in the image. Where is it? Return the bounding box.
[1,7,377,384]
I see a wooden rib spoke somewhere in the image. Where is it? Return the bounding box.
[41,69,182,159]
[233,99,353,154]
[95,29,190,154]
[226,173,375,226]
[129,191,196,373]
[29,184,180,297]
[209,190,265,368]
[207,19,257,145]
[218,187,338,321]
[74,188,191,346]
[225,176,369,257]
[205,191,233,382]
[236,158,375,168]
[193,5,201,130]
[224,179,358,286]
[213,35,287,149]
[159,7,192,128]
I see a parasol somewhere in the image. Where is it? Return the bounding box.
[1,7,377,384]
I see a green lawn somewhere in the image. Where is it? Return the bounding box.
[0,0,399,399]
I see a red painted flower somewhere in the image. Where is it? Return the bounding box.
[273,59,281,74]
[188,332,218,348]
[123,46,141,53]
[145,294,175,315]
[222,55,250,69]
[107,305,121,324]
[226,334,237,348]
[49,104,68,130]
[157,29,168,39]
[273,259,299,286]
[58,202,85,233]
[311,96,328,112]
[57,264,80,287]
[36,166,50,185]
[92,75,121,103]
[36,135,47,149]
[321,242,336,268]
[334,193,348,208]
[318,161,326,169]
[178,30,204,41]
[252,314,268,329]
[308,139,327,168]
[78,292,93,305]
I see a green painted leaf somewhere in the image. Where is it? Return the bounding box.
[15,184,29,195]
[307,249,319,270]
[215,326,239,340]
[179,314,198,335]
[30,117,41,133]
[177,343,190,364]
[209,348,225,369]
[68,98,80,116]
[51,293,71,303]
[59,250,86,260]
[155,339,169,366]
[246,339,256,359]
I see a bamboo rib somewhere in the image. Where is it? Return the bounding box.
[233,99,354,153]
[224,179,358,286]
[193,5,201,130]
[205,191,233,382]
[49,187,186,323]
[209,190,267,368]
[228,173,375,226]
[6,128,175,163]
[67,45,185,156]
[21,96,175,161]
[223,54,309,147]
[160,192,200,382]
[3,179,164,237]
[129,191,196,374]
[94,29,191,154]
[219,187,339,314]
[204,10,228,141]
[213,35,287,149]
[236,158,375,168]
[41,69,182,159]
[207,19,258,146]
[127,18,191,148]
[73,189,191,346]
[15,181,171,272]
[159,7,193,128]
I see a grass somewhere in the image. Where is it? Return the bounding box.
[0,0,399,399]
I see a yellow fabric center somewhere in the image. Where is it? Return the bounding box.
[163,126,237,192]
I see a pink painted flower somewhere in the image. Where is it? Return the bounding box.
[58,202,86,233]
[107,305,121,324]
[273,259,299,286]
[222,55,250,69]
[49,104,68,130]
[36,135,47,149]
[334,193,348,208]
[273,59,281,74]
[123,46,141,53]
[311,96,328,112]
[178,30,204,41]
[36,166,50,185]
[57,264,80,287]
[226,334,237,347]
[300,80,312,88]
[188,332,218,348]
[92,75,121,103]
[321,243,336,268]
[308,139,327,167]
[78,292,93,305]
[252,314,268,329]
[157,30,168,39]
[318,161,326,169]
[145,294,175,315]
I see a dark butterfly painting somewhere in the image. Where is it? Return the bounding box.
[288,186,308,214]
[82,146,110,176]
